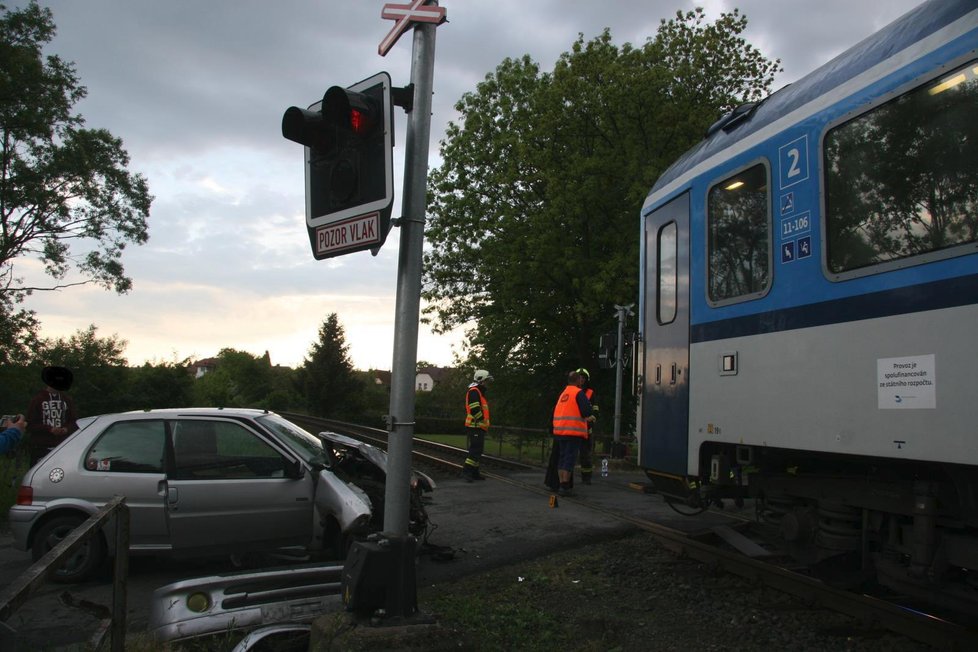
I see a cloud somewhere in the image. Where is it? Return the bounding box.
[16,0,922,370]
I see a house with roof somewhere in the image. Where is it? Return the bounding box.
[415,366,451,392]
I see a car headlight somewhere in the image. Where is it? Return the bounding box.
[186,592,212,613]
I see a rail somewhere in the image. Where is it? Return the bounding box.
[0,495,130,652]
[282,413,538,473]
[282,411,627,467]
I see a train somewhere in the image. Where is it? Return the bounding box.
[635,0,978,614]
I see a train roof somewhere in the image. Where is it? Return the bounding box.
[644,0,977,209]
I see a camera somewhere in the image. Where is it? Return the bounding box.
[2,414,21,424]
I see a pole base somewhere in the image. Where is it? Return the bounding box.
[341,536,418,618]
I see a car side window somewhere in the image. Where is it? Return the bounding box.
[171,419,289,480]
[85,420,165,473]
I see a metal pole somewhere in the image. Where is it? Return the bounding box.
[612,303,634,456]
[383,13,437,538]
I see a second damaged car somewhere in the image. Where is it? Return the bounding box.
[8,408,435,582]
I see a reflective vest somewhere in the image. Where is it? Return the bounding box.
[465,383,490,431]
[553,385,588,438]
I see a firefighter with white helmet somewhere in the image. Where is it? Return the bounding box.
[576,367,598,484]
[462,369,493,482]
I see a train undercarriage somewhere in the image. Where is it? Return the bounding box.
[648,444,978,618]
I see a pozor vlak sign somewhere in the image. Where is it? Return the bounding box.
[282,72,395,259]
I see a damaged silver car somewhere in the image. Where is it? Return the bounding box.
[8,408,435,582]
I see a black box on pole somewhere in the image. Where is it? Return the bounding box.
[341,536,418,617]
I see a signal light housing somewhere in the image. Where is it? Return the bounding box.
[282,72,395,259]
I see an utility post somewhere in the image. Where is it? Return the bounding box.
[384,7,438,541]
[282,1,446,620]
[612,303,634,458]
[376,0,444,620]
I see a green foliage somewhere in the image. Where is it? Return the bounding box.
[414,366,467,420]
[0,1,151,302]
[36,323,127,367]
[0,326,195,418]
[296,314,364,419]
[423,9,780,426]
[125,361,194,410]
[192,348,292,409]
[354,369,390,426]
[0,300,40,364]
[33,324,128,414]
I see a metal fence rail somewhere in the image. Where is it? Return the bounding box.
[0,495,130,652]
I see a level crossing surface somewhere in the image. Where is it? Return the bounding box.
[416,467,748,586]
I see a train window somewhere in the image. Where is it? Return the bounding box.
[824,60,978,274]
[707,163,770,303]
[657,221,677,324]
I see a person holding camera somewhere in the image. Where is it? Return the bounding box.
[1,414,27,454]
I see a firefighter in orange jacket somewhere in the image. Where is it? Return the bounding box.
[576,367,598,485]
[552,369,595,497]
[462,369,492,482]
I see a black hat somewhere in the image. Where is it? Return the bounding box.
[42,366,73,391]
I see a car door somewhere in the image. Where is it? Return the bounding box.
[163,418,314,554]
[82,418,168,548]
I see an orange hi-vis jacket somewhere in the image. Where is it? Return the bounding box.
[465,383,490,431]
[552,385,588,438]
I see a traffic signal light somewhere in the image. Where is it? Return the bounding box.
[282,72,395,259]
[598,332,617,369]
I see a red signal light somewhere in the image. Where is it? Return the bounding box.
[350,108,367,135]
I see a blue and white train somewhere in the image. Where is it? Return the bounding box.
[637,0,978,610]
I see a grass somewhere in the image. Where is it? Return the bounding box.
[416,432,638,468]
[416,432,552,466]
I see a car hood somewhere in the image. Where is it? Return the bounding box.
[318,431,388,471]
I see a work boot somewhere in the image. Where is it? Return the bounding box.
[461,467,475,483]
[558,483,573,497]
[473,471,486,481]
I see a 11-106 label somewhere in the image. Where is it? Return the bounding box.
[781,212,810,238]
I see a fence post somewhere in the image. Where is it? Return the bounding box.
[110,502,130,652]
[0,496,129,650]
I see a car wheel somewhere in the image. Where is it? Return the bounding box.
[31,514,106,583]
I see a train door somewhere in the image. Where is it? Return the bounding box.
[640,192,690,477]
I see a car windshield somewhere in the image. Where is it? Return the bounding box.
[256,414,328,466]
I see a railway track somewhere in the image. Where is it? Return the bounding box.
[280,413,536,475]
[281,413,978,649]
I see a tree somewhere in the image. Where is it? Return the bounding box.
[0,299,39,364]
[37,323,127,368]
[125,361,194,411]
[193,348,276,408]
[297,313,364,419]
[0,1,151,304]
[423,9,779,422]
[33,324,128,415]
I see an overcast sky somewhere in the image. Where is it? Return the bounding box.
[14,0,922,370]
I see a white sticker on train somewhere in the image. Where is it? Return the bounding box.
[877,354,936,409]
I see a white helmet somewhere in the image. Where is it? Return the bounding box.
[473,369,493,383]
